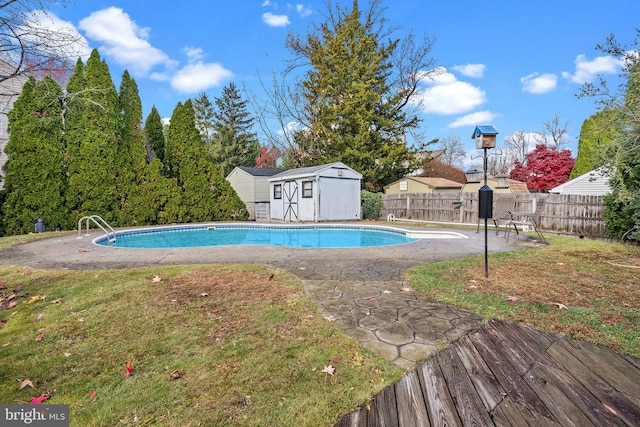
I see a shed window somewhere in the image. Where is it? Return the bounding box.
[302,181,313,198]
[399,180,408,191]
[273,184,282,199]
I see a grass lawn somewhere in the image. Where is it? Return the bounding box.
[0,255,404,426]
[1,231,639,426]
[408,234,640,358]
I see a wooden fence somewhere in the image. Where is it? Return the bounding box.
[381,193,608,239]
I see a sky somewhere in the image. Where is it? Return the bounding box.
[42,0,640,167]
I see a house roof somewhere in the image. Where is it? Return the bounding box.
[235,166,285,177]
[550,167,611,195]
[384,176,463,190]
[506,179,529,193]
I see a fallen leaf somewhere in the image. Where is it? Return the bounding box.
[556,262,565,266]
[19,379,34,390]
[323,314,336,322]
[7,301,16,309]
[330,357,341,364]
[35,333,44,342]
[305,314,314,319]
[27,295,40,304]
[152,275,162,283]
[401,287,412,292]
[368,299,376,304]
[469,285,478,290]
[382,290,391,294]
[51,299,62,305]
[10,311,17,316]
[506,296,519,302]
[64,352,71,357]
[268,274,275,281]
[29,393,49,404]
[1,342,10,347]
[605,319,615,325]
[550,302,568,310]
[34,313,44,322]
[603,403,618,416]
[469,279,478,283]
[169,370,182,380]
[200,292,209,297]
[89,391,96,399]
[320,365,335,376]
[124,360,133,378]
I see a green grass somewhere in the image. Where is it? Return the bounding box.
[407,234,640,358]
[0,261,404,426]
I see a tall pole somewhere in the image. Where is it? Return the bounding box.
[483,148,489,278]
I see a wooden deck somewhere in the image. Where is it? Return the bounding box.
[335,319,640,426]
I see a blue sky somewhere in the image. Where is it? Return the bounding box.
[43,0,640,166]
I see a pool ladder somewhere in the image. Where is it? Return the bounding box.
[78,215,116,246]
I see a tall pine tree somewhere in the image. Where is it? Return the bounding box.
[166,100,248,221]
[2,77,68,234]
[144,105,165,164]
[65,49,119,223]
[209,82,260,177]
[287,0,422,190]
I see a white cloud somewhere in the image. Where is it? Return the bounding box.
[183,47,205,62]
[413,67,487,115]
[561,54,621,84]
[521,72,558,94]
[78,7,175,76]
[452,64,486,78]
[449,111,498,128]
[296,4,313,17]
[28,11,92,61]
[171,62,233,93]
[262,12,290,27]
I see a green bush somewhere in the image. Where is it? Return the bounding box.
[361,190,383,219]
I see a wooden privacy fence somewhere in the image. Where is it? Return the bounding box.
[381,193,608,239]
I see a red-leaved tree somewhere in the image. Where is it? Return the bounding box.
[255,146,281,168]
[509,144,575,191]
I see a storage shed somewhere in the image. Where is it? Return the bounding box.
[384,177,463,194]
[268,162,362,222]
[226,166,285,220]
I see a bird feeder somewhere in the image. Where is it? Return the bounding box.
[472,125,498,149]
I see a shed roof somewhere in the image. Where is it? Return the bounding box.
[506,179,529,193]
[235,166,285,177]
[270,162,361,180]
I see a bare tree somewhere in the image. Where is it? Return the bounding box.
[438,134,466,168]
[536,113,570,149]
[0,0,83,94]
[503,130,531,164]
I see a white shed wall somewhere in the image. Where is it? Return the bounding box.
[318,177,361,220]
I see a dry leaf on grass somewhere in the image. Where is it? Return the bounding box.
[27,295,40,304]
[152,275,163,283]
[506,296,519,302]
[550,302,568,310]
[320,365,335,375]
[89,391,96,399]
[35,333,44,342]
[19,379,34,390]
[124,361,133,378]
[30,393,49,404]
[200,292,209,297]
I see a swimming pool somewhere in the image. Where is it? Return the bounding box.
[93,224,427,249]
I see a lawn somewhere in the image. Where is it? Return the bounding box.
[0,259,404,426]
[407,234,640,358]
[1,231,639,426]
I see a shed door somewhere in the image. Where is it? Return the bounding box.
[283,180,298,222]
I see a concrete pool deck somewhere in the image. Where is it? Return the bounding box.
[0,223,542,369]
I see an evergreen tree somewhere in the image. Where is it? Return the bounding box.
[209,82,260,177]
[2,76,67,234]
[571,108,620,179]
[166,100,248,221]
[144,105,165,163]
[65,49,119,223]
[287,0,423,189]
[193,91,214,141]
[63,58,87,189]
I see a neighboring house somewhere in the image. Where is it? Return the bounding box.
[384,176,462,195]
[226,166,285,221]
[461,175,529,194]
[550,167,611,196]
[0,61,28,188]
[268,162,362,222]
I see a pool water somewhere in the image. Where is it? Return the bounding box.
[95,225,419,249]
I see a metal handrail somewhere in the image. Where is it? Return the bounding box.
[78,215,116,246]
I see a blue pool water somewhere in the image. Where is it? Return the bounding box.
[95,225,419,249]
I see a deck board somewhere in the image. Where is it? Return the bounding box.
[334,319,640,426]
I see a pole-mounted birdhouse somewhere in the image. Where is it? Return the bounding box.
[472,125,498,149]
